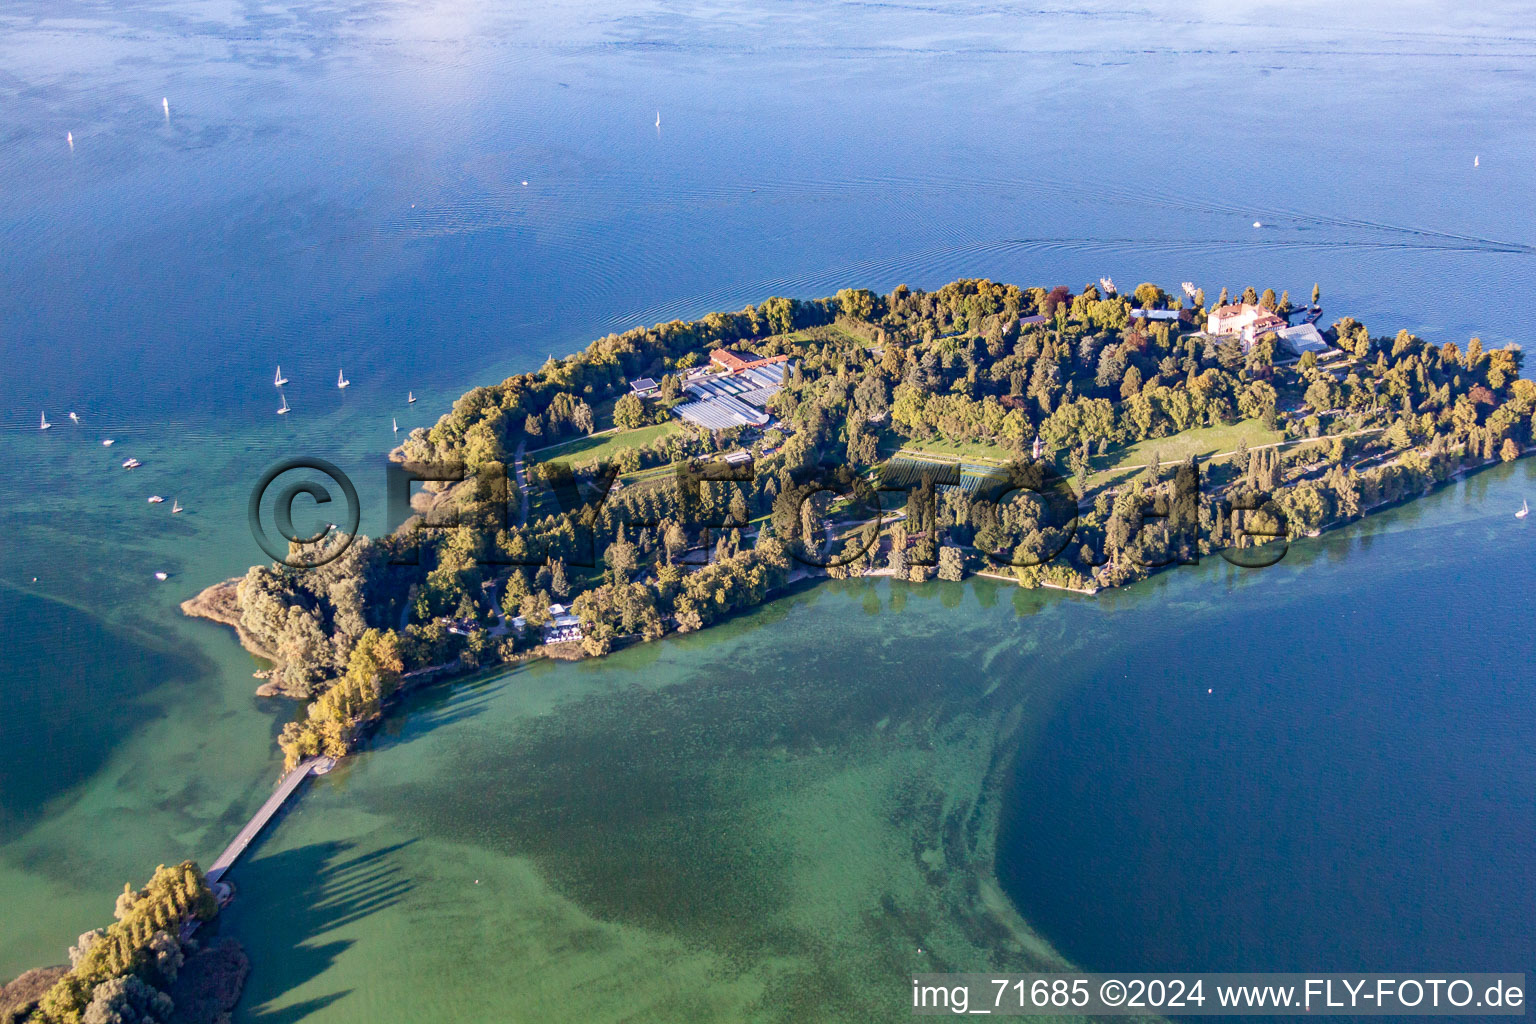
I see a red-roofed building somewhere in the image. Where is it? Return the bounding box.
[710,349,791,373]
[1207,303,1286,345]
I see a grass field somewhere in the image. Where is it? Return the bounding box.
[1084,419,1284,488]
[888,436,1014,462]
[528,421,681,465]
[875,426,1013,463]
[875,418,1285,493]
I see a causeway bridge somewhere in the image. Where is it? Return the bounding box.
[206,756,334,883]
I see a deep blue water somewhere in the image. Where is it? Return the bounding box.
[998,480,1536,977]
[1,0,1534,1011]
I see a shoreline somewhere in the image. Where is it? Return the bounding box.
[185,438,1529,712]
[179,578,298,698]
[172,456,1529,1014]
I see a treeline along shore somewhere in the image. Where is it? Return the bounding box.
[184,277,1532,770]
[1,863,247,1024]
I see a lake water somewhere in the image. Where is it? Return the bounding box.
[1,0,1534,1019]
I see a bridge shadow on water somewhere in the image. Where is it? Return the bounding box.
[237,838,417,1024]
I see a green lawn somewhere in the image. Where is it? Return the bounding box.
[768,323,868,348]
[874,426,1012,463]
[894,437,1014,463]
[528,421,681,466]
[875,418,1285,493]
[1084,419,1284,489]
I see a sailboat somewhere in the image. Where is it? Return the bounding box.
[154,571,168,581]
[274,365,288,387]
[407,390,416,404]
[102,438,115,446]
[148,495,164,504]
[122,458,141,469]
[39,411,51,430]
[171,499,183,514]
[336,368,350,389]
[656,110,661,128]
[277,393,290,415]
[1518,499,1529,520]
[69,412,79,424]
[1475,155,1480,168]
[392,417,399,433]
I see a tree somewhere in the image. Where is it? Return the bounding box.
[1260,402,1279,431]
[70,930,106,968]
[549,559,571,599]
[1133,282,1166,309]
[662,520,688,561]
[1501,437,1521,462]
[937,545,965,581]
[571,400,595,435]
[613,393,646,430]
[836,287,877,320]
[519,590,552,628]
[604,530,639,577]
[1305,377,1339,414]
[1119,364,1143,401]
[82,976,172,1024]
[1311,283,1321,307]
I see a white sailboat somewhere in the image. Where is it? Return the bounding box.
[274,365,288,387]
[39,411,51,430]
[656,110,661,128]
[171,499,183,514]
[69,412,79,424]
[154,571,168,581]
[407,390,416,404]
[1475,155,1480,168]
[337,368,350,389]
[392,417,399,433]
[277,393,290,415]
[148,495,164,504]
[122,458,141,469]
[102,438,115,446]
[1518,499,1529,520]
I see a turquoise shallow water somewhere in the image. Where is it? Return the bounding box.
[2,0,1535,1017]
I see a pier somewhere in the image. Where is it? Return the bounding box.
[206,756,334,883]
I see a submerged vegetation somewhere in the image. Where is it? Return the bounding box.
[188,277,1530,769]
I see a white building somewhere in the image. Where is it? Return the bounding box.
[1207,303,1286,345]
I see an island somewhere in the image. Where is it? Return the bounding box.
[1,863,248,1024]
[185,277,1531,770]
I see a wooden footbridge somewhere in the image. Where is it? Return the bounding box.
[205,756,334,883]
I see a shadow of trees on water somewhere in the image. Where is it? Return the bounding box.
[237,839,416,1024]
